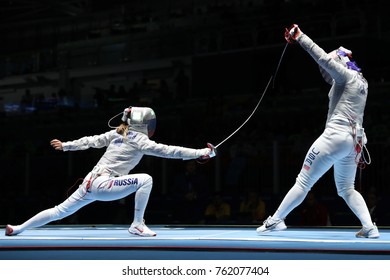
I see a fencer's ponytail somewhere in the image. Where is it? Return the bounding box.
[116,123,129,138]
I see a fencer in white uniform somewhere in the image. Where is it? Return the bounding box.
[256,24,379,238]
[5,106,215,237]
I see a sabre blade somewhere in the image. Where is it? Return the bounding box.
[215,75,273,149]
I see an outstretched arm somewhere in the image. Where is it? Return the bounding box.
[285,24,349,84]
[58,130,115,151]
[50,139,63,151]
[139,135,215,161]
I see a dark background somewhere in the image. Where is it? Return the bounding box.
[0,0,389,227]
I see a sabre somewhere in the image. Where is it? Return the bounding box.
[213,42,290,150]
[214,75,273,149]
[272,42,289,89]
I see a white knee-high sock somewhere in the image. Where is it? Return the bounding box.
[133,177,153,225]
[273,184,307,220]
[341,189,373,228]
[12,208,57,234]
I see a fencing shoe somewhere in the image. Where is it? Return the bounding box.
[5,225,16,236]
[128,221,157,237]
[355,223,380,239]
[256,216,287,234]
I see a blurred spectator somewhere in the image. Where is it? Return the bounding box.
[300,191,331,226]
[172,160,209,224]
[204,192,231,224]
[223,137,248,193]
[238,190,266,224]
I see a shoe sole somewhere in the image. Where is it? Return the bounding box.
[356,234,380,239]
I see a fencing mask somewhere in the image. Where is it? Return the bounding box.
[122,107,156,137]
[319,46,361,84]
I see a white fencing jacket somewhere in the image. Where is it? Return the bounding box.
[62,130,210,176]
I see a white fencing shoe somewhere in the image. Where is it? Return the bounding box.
[128,221,157,237]
[355,223,379,239]
[256,216,287,234]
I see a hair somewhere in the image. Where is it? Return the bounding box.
[116,123,129,137]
